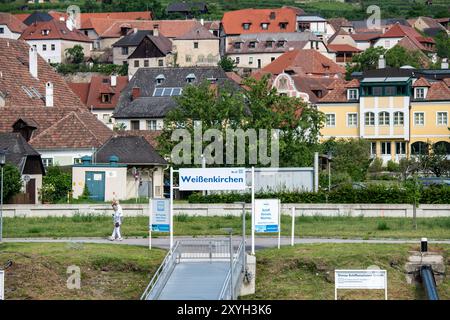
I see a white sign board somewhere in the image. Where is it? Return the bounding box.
[179,168,246,191]
[254,199,280,233]
[0,270,4,300]
[335,269,387,300]
[150,198,170,232]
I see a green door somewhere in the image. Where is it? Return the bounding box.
[85,171,106,202]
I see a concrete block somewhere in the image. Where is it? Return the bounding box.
[239,254,256,296]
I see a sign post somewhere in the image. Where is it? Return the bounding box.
[254,199,281,251]
[334,269,388,300]
[0,270,4,300]
[291,207,295,246]
[149,198,170,250]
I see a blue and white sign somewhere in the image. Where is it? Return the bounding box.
[150,199,170,232]
[179,168,246,191]
[255,199,280,233]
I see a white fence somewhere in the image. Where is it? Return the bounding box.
[2,203,450,218]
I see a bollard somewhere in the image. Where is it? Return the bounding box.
[421,237,428,253]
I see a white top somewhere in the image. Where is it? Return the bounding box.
[113,205,123,225]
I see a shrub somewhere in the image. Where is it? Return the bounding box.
[377,221,390,231]
[387,160,400,172]
[0,164,22,202]
[369,158,383,173]
[41,166,72,203]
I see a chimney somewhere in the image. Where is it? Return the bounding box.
[441,58,449,69]
[200,18,204,25]
[131,87,140,100]
[378,55,386,69]
[29,46,38,78]
[111,75,117,87]
[153,24,159,36]
[134,28,138,34]
[59,16,65,22]
[45,82,54,107]
[66,17,74,31]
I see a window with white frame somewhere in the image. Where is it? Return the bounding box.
[42,158,53,167]
[325,114,336,127]
[414,112,425,125]
[235,57,240,64]
[365,112,375,125]
[379,112,390,125]
[0,27,4,34]
[437,112,448,126]
[347,113,357,127]
[42,44,47,51]
[381,142,391,155]
[249,57,253,65]
[394,111,404,125]
[147,120,157,130]
[51,44,55,51]
[348,89,358,100]
[415,87,425,99]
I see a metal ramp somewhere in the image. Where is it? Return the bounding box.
[141,239,245,300]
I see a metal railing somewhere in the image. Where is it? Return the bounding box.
[176,239,232,261]
[218,241,246,300]
[140,242,180,300]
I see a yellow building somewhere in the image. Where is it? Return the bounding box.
[317,67,450,163]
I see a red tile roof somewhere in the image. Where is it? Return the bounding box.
[254,49,345,78]
[20,19,92,42]
[350,32,381,41]
[100,19,201,38]
[80,11,152,27]
[221,7,302,35]
[319,79,359,103]
[421,81,450,101]
[443,78,450,87]
[115,130,162,148]
[379,23,432,52]
[68,76,129,110]
[0,38,111,149]
[0,12,27,33]
[176,24,218,40]
[327,44,361,53]
[413,77,431,87]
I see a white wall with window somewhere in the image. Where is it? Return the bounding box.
[393,111,404,125]
[365,112,375,126]
[115,119,164,131]
[0,24,21,39]
[38,149,95,167]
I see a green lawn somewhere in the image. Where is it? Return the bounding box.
[246,243,450,300]
[4,214,450,239]
[0,242,166,300]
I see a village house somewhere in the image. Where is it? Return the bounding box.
[0,38,112,167]
[253,49,345,104]
[113,67,239,131]
[72,135,167,202]
[68,75,129,129]
[0,12,27,39]
[19,19,93,63]
[316,57,450,163]
[0,132,45,204]
[226,31,333,73]
[408,16,450,37]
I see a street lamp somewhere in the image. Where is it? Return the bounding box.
[233,202,246,249]
[0,149,6,243]
[222,227,234,300]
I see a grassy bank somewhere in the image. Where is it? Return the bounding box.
[247,243,450,300]
[3,215,450,239]
[0,242,166,300]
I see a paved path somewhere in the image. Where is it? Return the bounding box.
[4,236,450,250]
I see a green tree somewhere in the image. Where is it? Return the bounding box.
[218,56,237,72]
[321,138,372,183]
[434,31,450,59]
[65,45,85,64]
[385,45,424,68]
[41,166,72,203]
[345,46,386,79]
[0,164,22,203]
[157,75,324,168]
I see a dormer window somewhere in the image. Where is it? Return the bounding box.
[269,12,276,20]
[155,74,165,85]
[415,87,426,99]
[261,23,269,30]
[101,93,112,103]
[41,29,50,36]
[276,40,285,47]
[233,42,241,49]
[242,23,251,30]
[347,89,359,101]
[265,40,274,48]
[249,41,256,48]
[279,22,288,29]
[186,73,196,83]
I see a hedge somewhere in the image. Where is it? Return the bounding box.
[187,184,450,204]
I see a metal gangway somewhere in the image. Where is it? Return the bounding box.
[141,239,246,300]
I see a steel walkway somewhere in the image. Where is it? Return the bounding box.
[141,239,246,300]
